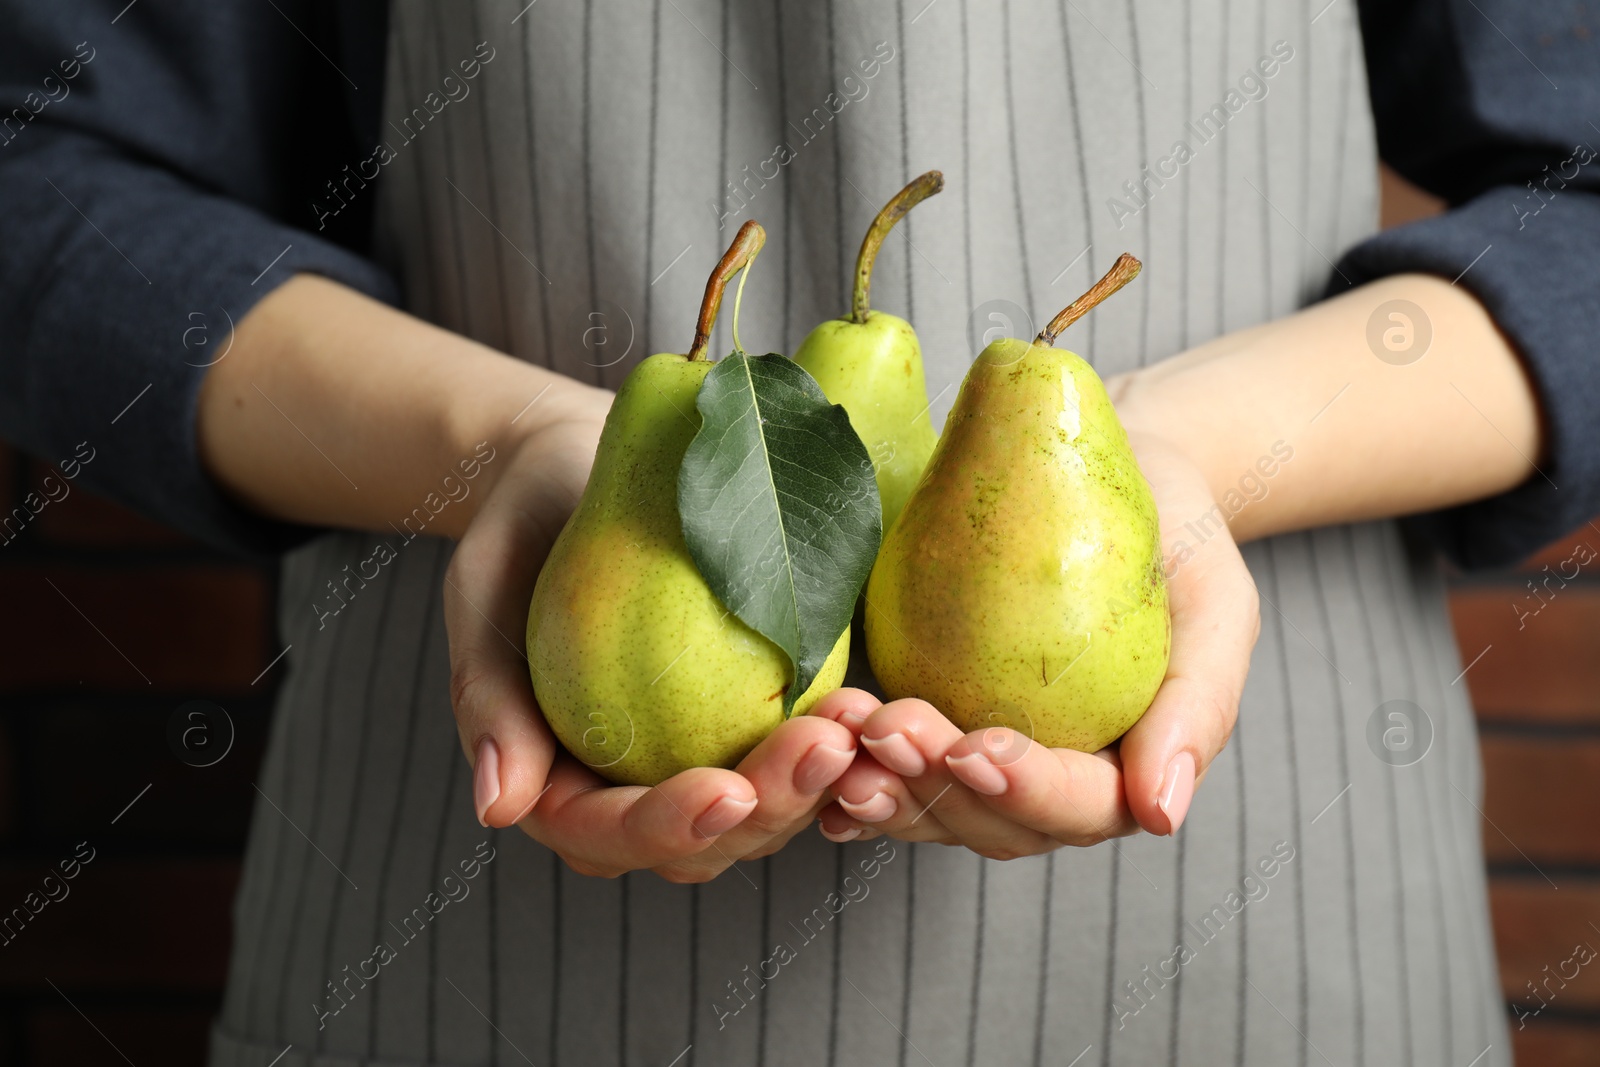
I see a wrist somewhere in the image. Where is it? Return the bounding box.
[1108,361,1286,546]
[439,357,611,537]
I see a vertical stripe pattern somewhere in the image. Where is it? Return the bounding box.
[210,2,1508,1065]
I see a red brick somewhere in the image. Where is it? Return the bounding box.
[1481,736,1600,866]
[1380,162,1446,229]
[19,702,268,845]
[1519,518,1600,574]
[0,566,270,693]
[1490,877,1600,1010]
[1449,587,1600,722]
[27,462,193,548]
[27,1004,214,1066]
[0,718,14,842]
[0,441,15,510]
[1512,1018,1600,1067]
[0,858,237,991]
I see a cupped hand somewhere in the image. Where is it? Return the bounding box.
[814,427,1260,857]
[442,404,858,882]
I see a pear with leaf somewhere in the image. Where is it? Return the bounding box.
[865,254,1170,752]
[526,222,854,786]
[794,171,943,535]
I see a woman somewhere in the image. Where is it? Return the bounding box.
[2,1,1594,1064]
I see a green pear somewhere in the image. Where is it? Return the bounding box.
[864,254,1169,752]
[794,171,943,535]
[527,222,849,786]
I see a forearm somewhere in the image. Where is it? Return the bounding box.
[1111,273,1543,544]
[197,274,610,541]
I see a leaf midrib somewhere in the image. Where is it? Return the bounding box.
[734,355,805,664]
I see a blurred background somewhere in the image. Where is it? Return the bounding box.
[0,167,1596,1065]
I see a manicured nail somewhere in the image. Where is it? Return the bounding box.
[473,737,501,827]
[1159,752,1196,836]
[794,743,855,795]
[945,751,1008,796]
[693,795,757,838]
[820,824,863,843]
[838,791,897,823]
[862,733,927,776]
[510,784,548,825]
[838,707,871,729]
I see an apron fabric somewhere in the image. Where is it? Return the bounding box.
[210,1,1509,1064]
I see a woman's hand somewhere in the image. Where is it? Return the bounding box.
[444,410,860,883]
[206,274,1532,869]
[813,427,1261,857]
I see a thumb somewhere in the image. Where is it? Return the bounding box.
[1118,534,1259,836]
[443,497,563,828]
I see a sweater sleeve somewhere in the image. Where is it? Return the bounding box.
[1340,0,1600,569]
[0,0,394,557]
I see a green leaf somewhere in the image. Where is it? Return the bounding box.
[678,352,882,715]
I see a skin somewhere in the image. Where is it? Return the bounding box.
[817,272,1540,853]
[200,269,1539,875]
[793,311,939,534]
[527,351,849,786]
[865,335,1170,752]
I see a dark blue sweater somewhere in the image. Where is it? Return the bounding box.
[1,1,1596,567]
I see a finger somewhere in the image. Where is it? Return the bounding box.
[524,759,759,878]
[816,802,888,845]
[655,715,858,881]
[743,795,836,860]
[1120,531,1260,836]
[830,745,955,844]
[806,687,883,736]
[942,729,1138,844]
[444,500,565,829]
[857,700,1062,858]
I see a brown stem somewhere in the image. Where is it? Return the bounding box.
[1035,253,1143,347]
[850,170,944,324]
[689,220,767,361]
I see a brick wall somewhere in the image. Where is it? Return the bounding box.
[1,172,1595,1064]
[1455,526,1600,1064]
[0,445,279,1065]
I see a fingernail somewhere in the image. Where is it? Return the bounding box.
[838,707,871,729]
[862,733,927,776]
[510,785,547,825]
[838,790,897,823]
[1159,752,1196,836]
[945,751,1008,796]
[794,743,855,795]
[473,737,501,827]
[820,824,863,843]
[693,795,757,838]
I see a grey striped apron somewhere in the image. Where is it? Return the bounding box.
[209,1,1511,1064]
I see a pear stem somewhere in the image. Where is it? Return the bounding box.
[689,220,767,361]
[850,170,944,325]
[731,250,752,355]
[1035,253,1143,347]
